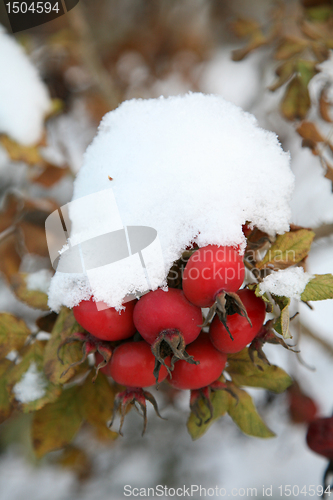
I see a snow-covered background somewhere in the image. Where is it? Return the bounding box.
[0,0,333,498]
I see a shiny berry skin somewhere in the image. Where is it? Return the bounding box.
[168,334,227,390]
[73,298,136,342]
[109,341,168,387]
[209,289,266,354]
[182,245,245,307]
[133,288,202,345]
[306,417,333,460]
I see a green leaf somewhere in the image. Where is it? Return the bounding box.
[0,313,31,358]
[297,60,318,87]
[269,60,295,92]
[227,385,275,438]
[43,308,85,385]
[80,372,118,440]
[256,229,315,270]
[306,6,332,22]
[301,274,333,301]
[272,295,292,339]
[227,349,293,393]
[0,359,12,423]
[10,273,49,311]
[31,385,83,458]
[280,76,311,121]
[187,390,230,440]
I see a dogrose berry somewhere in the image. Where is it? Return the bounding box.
[182,245,248,336]
[306,417,333,460]
[133,288,203,381]
[73,298,136,342]
[109,341,168,436]
[287,382,318,424]
[182,244,245,308]
[168,334,227,390]
[209,289,266,354]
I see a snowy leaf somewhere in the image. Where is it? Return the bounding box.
[272,295,291,339]
[256,229,315,270]
[301,274,333,301]
[31,385,83,458]
[259,267,313,299]
[227,386,275,438]
[10,273,49,311]
[187,389,229,440]
[227,349,293,393]
[43,308,86,384]
[0,313,30,358]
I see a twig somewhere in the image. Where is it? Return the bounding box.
[313,223,333,240]
[300,321,333,357]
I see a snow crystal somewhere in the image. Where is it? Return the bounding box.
[13,362,47,403]
[48,93,294,310]
[0,25,51,145]
[26,269,53,294]
[259,267,314,300]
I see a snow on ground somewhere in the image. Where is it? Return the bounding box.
[0,25,51,145]
[48,92,294,311]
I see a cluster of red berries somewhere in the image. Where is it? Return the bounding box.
[70,244,267,434]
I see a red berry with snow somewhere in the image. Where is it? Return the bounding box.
[182,244,245,308]
[73,298,136,342]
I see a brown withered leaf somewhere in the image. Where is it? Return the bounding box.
[32,164,69,188]
[281,76,311,121]
[319,87,333,122]
[10,273,50,311]
[32,385,83,458]
[0,234,21,282]
[296,121,325,143]
[0,135,43,165]
[0,313,31,358]
[256,229,315,270]
[230,17,261,37]
[0,359,13,423]
[300,19,323,40]
[17,221,49,257]
[43,308,85,385]
[274,37,308,60]
[36,312,58,333]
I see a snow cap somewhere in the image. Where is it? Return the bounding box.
[48,93,294,310]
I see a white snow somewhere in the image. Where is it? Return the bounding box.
[0,25,51,145]
[26,269,53,294]
[13,362,47,403]
[259,267,314,299]
[48,92,294,311]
